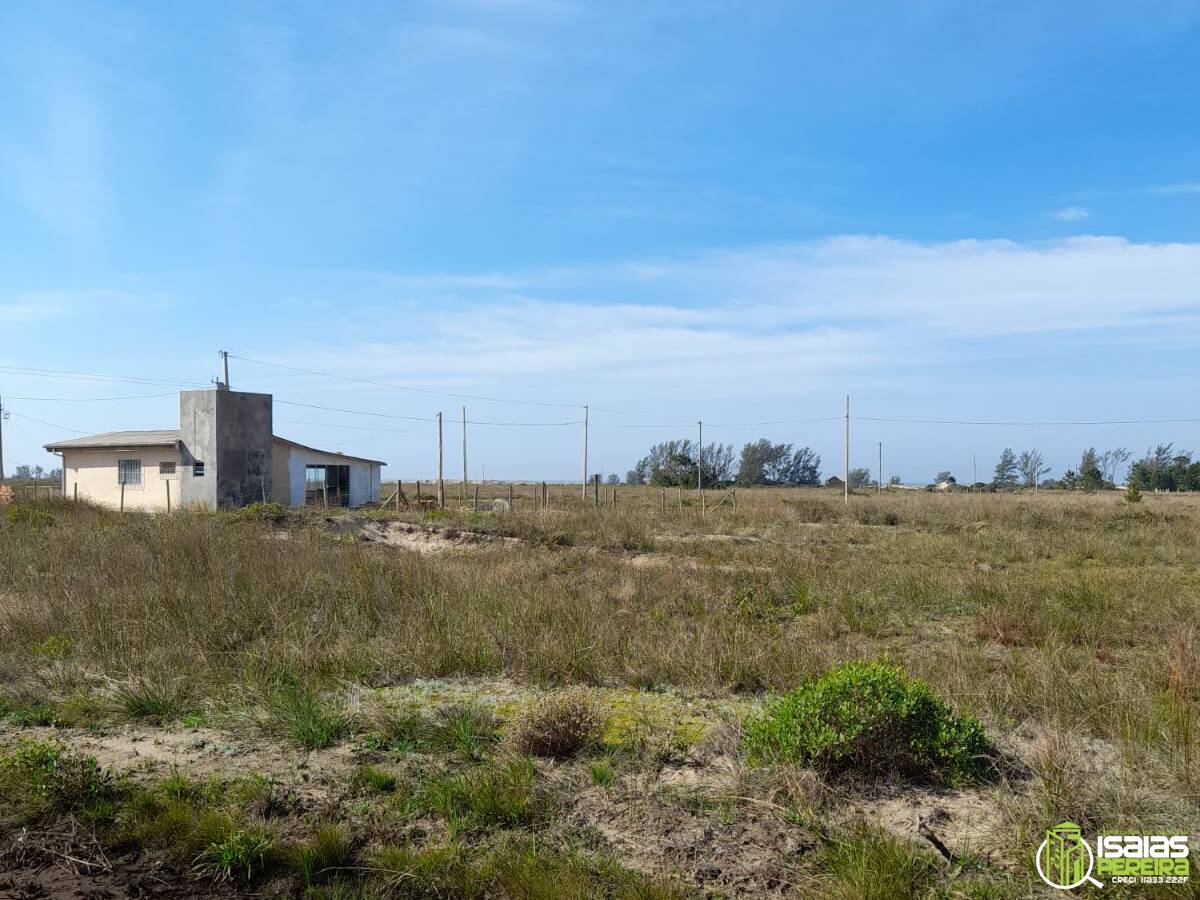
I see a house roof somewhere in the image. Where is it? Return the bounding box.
[45,431,385,467]
[273,436,386,467]
[45,430,182,452]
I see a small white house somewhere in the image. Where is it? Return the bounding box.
[46,388,385,511]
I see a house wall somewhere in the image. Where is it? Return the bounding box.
[179,389,273,509]
[62,448,182,511]
[272,440,381,506]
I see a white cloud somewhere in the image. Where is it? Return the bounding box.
[250,234,1200,411]
[1050,205,1090,221]
[1149,183,1200,195]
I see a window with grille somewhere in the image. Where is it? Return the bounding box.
[117,459,142,486]
[160,461,176,475]
[193,462,205,477]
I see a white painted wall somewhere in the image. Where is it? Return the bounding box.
[272,440,381,507]
[62,448,182,511]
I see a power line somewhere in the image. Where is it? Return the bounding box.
[8,411,90,434]
[3,391,176,402]
[230,353,582,409]
[279,420,411,434]
[277,400,585,427]
[856,415,1200,426]
[0,364,206,388]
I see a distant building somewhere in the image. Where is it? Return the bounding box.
[45,388,384,511]
[825,475,844,488]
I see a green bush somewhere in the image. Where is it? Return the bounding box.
[0,740,123,823]
[420,756,551,835]
[743,660,989,784]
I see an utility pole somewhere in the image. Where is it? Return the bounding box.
[697,420,703,495]
[972,452,977,493]
[844,394,850,505]
[581,405,589,500]
[877,441,882,495]
[436,412,445,508]
[461,406,468,501]
[0,394,6,484]
[220,350,230,389]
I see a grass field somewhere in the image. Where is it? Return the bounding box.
[0,487,1196,897]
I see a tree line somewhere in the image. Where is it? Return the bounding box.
[625,438,823,488]
[956,444,1200,491]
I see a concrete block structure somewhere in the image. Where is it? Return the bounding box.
[46,388,385,511]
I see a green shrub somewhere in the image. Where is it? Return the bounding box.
[1124,478,1142,504]
[290,823,354,886]
[433,704,500,759]
[370,844,484,898]
[507,690,606,759]
[0,740,123,823]
[3,504,55,528]
[114,677,186,723]
[232,502,288,523]
[195,826,275,882]
[268,685,349,750]
[744,660,989,784]
[350,764,396,794]
[818,826,941,900]
[420,756,550,835]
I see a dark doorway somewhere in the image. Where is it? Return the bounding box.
[305,464,351,506]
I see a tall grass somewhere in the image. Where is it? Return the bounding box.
[0,491,1197,785]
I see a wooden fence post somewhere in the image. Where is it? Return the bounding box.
[166,479,171,513]
[473,485,479,512]
[120,482,125,512]
[508,482,513,507]
[660,489,665,512]
[73,483,78,503]
[593,474,599,508]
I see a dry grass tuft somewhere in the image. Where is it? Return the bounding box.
[506,689,607,759]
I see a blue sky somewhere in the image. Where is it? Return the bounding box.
[2,1,1200,483]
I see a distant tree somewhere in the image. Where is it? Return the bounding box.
[1078,447,1104,491]
[1099,448,1130,485]
[702,442,736,486]
[1124,474,1142,503]
[786,447,822,486]
[1060,468,1079,490]
[1133,447,1200,491]
[736,441,821,486]
[992,449,1019,489]
[47,468,62,481]
[934,470,956,484]
[629,439,734,488]
[847,467,871,489]
[606,473,620,484]
[14,465,31,479]
[736,439,793,486]
[1017,449,1051,489]
[889,475,902,485]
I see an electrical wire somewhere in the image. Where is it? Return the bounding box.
[856,415,1200,426]
[2,391,177,402]
[0,364,206,388]
[230,353,583,409]
[8,411,90,434]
